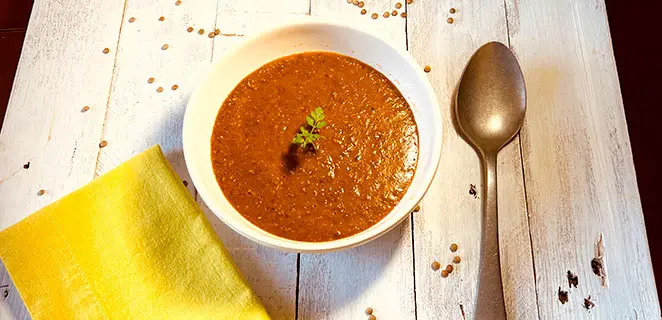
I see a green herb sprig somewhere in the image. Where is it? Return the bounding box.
[292,107,327,149]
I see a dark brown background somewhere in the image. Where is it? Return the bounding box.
[0,0,659,298]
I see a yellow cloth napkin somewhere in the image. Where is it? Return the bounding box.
[0,145,270,320]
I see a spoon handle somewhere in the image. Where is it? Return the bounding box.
[475,154,507,319]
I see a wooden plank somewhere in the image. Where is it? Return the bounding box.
[0,0,126,317]
[205,11,311,320]
[297,1,415,319]
[97,2,302,319]
[506,0,660,318]
[408,1,538,319]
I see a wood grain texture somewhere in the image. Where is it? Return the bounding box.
[408,1,538,319]
[296,1,415,319]
[506,0,661,318]
[0,0,126,317]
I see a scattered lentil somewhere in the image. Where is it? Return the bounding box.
[347,0,351,3]
[447,17,454,24]
[183,180,189,187]
[37,189,45,196]
[161,44,169,50]
[567,271,579,288]
[352,0,359,5]
[128,17,136,23]
[215,29,220,35]
[103,48,110,54]
[401,12,407,18]
[175,0,182,5]
[424,65,431,73]
[81,106,90,112]
[449,7,456,14]
[431,261,441,271]
[446,264,454,273]
[365,307,373,315]
[198,28,205,35]
[371,13,378,19]
[368,315,376,320]
[383,11,389,18]
[450,243,458,252]
[392,10,398,16]
[361,9,367,15]
[441,270,449,278]
[171,84,179,90]
[148,77,155,84]
[558,287,569,304]
[157,87,164,93]
[395,2,402,9]
[469,184,478,198]
[187,27,194,32]
[453,256,461,264]
[583,296,595,310]
[208,32,216,38]
[99,140,108,148]
[23,162,30,169]
[358,1,364,8]
[159,16,165,21]
[407,0,413,4]
[413,205,420,212]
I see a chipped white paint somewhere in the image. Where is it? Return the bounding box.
[0,0,658,319]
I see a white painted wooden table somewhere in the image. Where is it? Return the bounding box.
[0,0,659,319]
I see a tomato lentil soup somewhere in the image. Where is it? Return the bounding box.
[211,52,418,242]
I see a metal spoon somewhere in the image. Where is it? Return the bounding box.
[455,41,526,319]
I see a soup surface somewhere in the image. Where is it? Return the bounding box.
[211,52,418,242]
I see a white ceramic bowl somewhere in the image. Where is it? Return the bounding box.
[183,18,442,253]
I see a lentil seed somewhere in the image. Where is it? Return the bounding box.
[37,189,45,196]
[441,270,449,278]
[187,27,194,32]
[407,0,413,4]
[413,205,420,212]
[103,48,110,54]
[358,1,364,8]
[431,261,441,271]
[453,256,462,264]
[171,84,179,90]
[157,87,164,93]
[446,264,454,273]
[361,9,367,14]
[198,28,205,35]
[183,180,189,186]
[352,0,359,5]
[99,140,108,148]
[450,243,458,252]
[208,32,216,38]
[148,77,155,84]
[81,106,90,112]
[159,16,165,21]
[129,17,136,23]
[161,44,169,50]
[395,2,402,9]
[383,11,389,18]
[392,10,398,16]
[176,0,182,5]
[368,315,376,320]
[450,7,456,13]
[371,13,378,19]
[447,17,454,24]
[365,307,373,315]
[401,12,407,18]
[215,29,220,35]
[424,65,432,73]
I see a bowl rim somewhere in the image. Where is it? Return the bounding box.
[183,17,443,253]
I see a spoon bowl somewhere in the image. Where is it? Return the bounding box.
[455,41,526,319]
